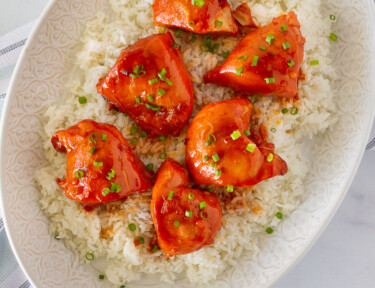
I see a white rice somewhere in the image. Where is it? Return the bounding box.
[35,0,337,285]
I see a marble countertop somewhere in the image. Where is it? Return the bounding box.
[1,1,375,287]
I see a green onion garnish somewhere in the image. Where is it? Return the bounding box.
[199,201,207,209]
[78,96,87,104]
[94,161,103,167]
[230,130,241,140]
[271,128,276,133]
[139,237,145,244]
[287,59,295,67]
[291,107,298,115]
[159,26,166,34]
[172,42,178,49]
[210,163,217,167]
[329,32,338,42]
[106,169,116,180]
[147,95,155,102]
[188,193,195,200]
[212,153,220,162]
[157,89,166,96]
[330,15,336,21]
[149,152,154,157]
[140,131,148,138]
[259,46,266,51]
[86,253,94,261]
[188,21,195,27]
[246,143,256,153]
[165,78,173,86]
[75,170,84,179]
[266,34,275,45]
[208,133,216,143]
[174,221,180,227]
[237,55,248,61]
[158,68,167,80]
[227,185,234,192]
[200,211,208,219]
[244,130,251,136]
[89,133,97,143]
[252,55,259,67]
[101,134,107,141]
[282,42,290,50]
[146,103,161,111]
[129,137,138,144]
[148,78,158,85]
[216,21,223,26]
[276,212,283,219]
[102,188,110,196]
[203,155,210,162]
[236,67,243,76]
[282,108,289,114]
[159,135,166,142]
[207,187,213,192]
[99,274,104,280]
[152,244,158,252]
[222,52,229,58]
[266,227,274,234]
[193,0,205,8]
[310,60,319,66]
[146,163,154,171]
[215,170,222,177]
[176,29,183,38]
[90,146,96,155]
[265,77,275,84]
[205,140,212,146]
[185,210,192,217]
[128,223,136,231]
[159,152,167,159]
[110,183,121,192]
[267,153,274,162]
[130,126,137,135]
[135,97,141,104]
[281,24,288,31]
[168,190,174,200]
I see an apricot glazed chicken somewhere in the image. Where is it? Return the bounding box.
[97,32,193,136]
[150,159,222,256]
[51,120,152,204]
[185,98,288,187]
[232,3,257,28]
[204,12,305,98]
[153,0,239,36]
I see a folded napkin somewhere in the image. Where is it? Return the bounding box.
[0,21,374,288]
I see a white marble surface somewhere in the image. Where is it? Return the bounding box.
[1,1,375,287]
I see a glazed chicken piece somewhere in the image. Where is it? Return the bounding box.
[51,120,152,204]
[204,12,305,98]
[232,3,257,28]
[150,159,222,257]
[97,32,193,137]
[153,0,239,36]
[185,98,288,187]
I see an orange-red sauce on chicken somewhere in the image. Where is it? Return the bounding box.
[97,32,193,136]
[150,159,222,257]
[51,120,152,204]
[232,3,257,28]
[185,98,288,187]
[204,12,305,98]
[153,0,239,36]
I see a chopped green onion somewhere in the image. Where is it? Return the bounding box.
[75,170,84,179]
[158,68,167,80]
[330,15,336,21]
[276,212,283,219]
[227,185,234,192]
[246,143,256,153]
[205,140,212,146]
[129,73,137,79]
[200,211,208,219]
[129,137,138,144]
[281,24,288,31]
[78,96,87,104]
[287,59,295,67]
[90,146,96,155]
[157,89,166,96]
[146,163,154,171]
[139,237,145,244]
[222,52,229,59]
[168,190,174,200]
[89,133,97,143]
[208,133,216,143]
[86,253,94,261]
[130,126,137,135]
[210,163,217,167]
[172,42,178,49]
[120,286,126,288]
[101,134,107,141]
[188,193,195,200]
[147,95,155,102]
[140,131,148,138]
[310,60,319,66]
[207,187,213,192]
[329,32,338,42]
[165,78,173,86]
[159,135,166,142]
[266,227,274,234]
[188,21,195,27]
[203,155,210,162]
[102,188,110,196]
[135,97,141,104]
[252,55,259,66]
[185,210,193,217]
[291,107,299,115]
[174,221,180,227]
[191,36,197,42]
[212,153,220,162]
[213,43,220,50]
[94,161,103,167]
[265,77,275,84]
[271,128,276,133]
[159,152,167,159]
[236,67,243,76]
[237,55,248,61]
[267,153,274,162]
[146,103,161,111]
[282,108,289,114]
[216,21,223,26]
[110,183,122,192]
[244,130,251,136]
[99,274,105,280]
[106,169,116,180]
[152,244,158,252]
[192,0,205,8]
[266,34,275,45]
[215,170,222,177]
[259,46,266,51]
[199,201,207,209]
[282,42,290,50]
[159,26,166,34]
[231,130,241,140]
[148,78,158,85]
[128,223,136,232]
[149,152,155,157]
[123,113,128,117]
[176,29,183,38]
